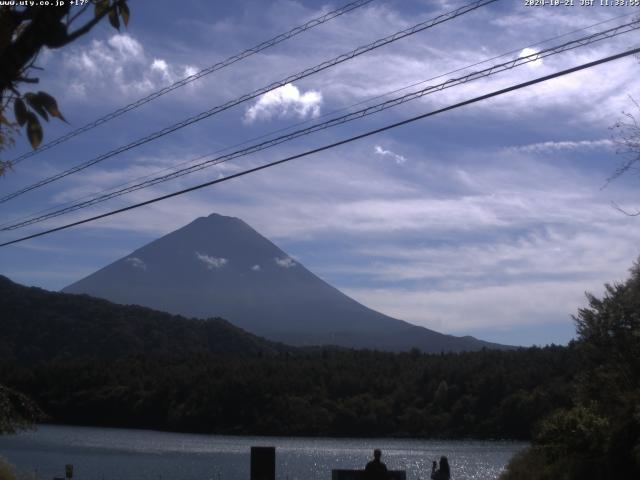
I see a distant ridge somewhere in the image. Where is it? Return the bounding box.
[0,275,287,363]
[63,213,509,353]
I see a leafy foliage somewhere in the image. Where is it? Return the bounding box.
[501,259,640,479]
[0,383,43,435]
[0,1,130,173]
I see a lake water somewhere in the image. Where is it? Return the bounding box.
[0,425,526,480]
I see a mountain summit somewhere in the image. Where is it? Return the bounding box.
[64,213,505,352]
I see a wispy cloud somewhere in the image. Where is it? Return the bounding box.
[61,33,198,101]
[374,145,407,164]
[275,256,296,268]
[244,83,322,123]
[196,252,228,269]
[125,257,147,270]
[344,280,587,335]
[505,139,614,154]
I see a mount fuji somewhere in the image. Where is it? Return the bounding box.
[63,213,506,352]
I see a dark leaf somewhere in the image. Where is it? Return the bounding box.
[108,7,120,30]
[118,1,130,27]
[94,0,110,19]
[26,112,43,149]
[14,98,28,126]
[24,92,49,122]
[36,91,67,123]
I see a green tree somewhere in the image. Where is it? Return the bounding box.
[0,0,130,175]
[0,384,42,435]
[501,259,640,480]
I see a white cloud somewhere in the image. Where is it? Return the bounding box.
[150,58,172,82]
[344,281,586,334]
[505,139,614,154]
[125,257,147,270]
[183,65,199,77]
[196,252,228,269]
[251,264,261,271]
[518,48,543,68]
[349,224,640,286]
[108,34,144,58]
[275,257,296,268]
[62,34,195,100]
[374,145,407,164]
[244,83,322,123]
[304,2,640,127]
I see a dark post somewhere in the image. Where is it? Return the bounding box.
[250,446,275,480]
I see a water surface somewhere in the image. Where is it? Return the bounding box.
[0,425,526,480]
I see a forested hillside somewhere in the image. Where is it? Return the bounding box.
[0,274,578,440]
[1,347,577,439]
[0,275,289,361]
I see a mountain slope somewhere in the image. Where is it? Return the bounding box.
[0,275,287,363]
[63,213,507,352]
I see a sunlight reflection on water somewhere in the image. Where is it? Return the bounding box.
[0,425,526,480]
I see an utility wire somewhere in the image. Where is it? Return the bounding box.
[2,45,638,248]
[8,0,375,166]
[4,8,630,231]
[3,18,638,232]
[0,0,498,205]
[0,13,635,231]
[1,6,634,235]
[12,5,633,232]
[3,9,630,231]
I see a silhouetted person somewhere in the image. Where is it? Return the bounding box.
[431,456,450,480]
[365,449,388,480]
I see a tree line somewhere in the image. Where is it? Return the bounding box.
[1,256,638,480]
[1,345,576,440]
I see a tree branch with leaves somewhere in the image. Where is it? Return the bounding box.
[0,0,131,176]
[0,383,44,434]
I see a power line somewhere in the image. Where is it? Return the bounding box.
[3,18,638,232]
[17,2,630,230]
[0,11,632,231]
[4,7,629,231]
[8,0,375,166]
[7,9,626,230]
[2,45,638,248]
[0,0,497,205]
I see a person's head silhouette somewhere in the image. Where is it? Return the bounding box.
[373,449,382,461]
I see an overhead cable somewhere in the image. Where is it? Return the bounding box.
[3,18,638,232]
[8,0,375,166]
[0,0,498,204]
[6,8,628,231]
[2,45,638,248]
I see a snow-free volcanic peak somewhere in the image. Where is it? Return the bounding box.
[63,213,507,352]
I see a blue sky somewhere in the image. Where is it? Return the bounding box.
[1,0,640,346]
